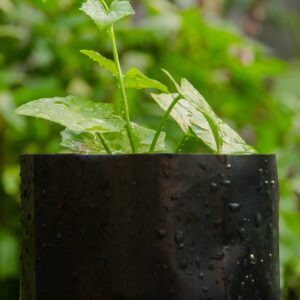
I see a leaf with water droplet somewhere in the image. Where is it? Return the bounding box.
[153,70,256,154]
[80,0,135,31]
[15,96,125,133]
[61,122,166,154]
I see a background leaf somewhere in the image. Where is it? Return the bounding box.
[16,96,125,133]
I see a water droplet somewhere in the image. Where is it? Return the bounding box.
[174,230,184,243]
[226,163,232,169]
[214,218,223,227]
[229,202,241,212]
[223,180,231,186]
[198,162,207,171]
[249,254,257,265]
[203,287,208,293]
[255,213,263,227]
[179,259,188,269]
[195,256,201,268]
[170,194,178,201]
[239,227,246,240]
[205,210,212,217]
[157,229,167,240]
[212,249,225,260]
[210,182,218,192]
[198,272,204,279]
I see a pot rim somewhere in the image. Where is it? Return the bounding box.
[20,153,276,158]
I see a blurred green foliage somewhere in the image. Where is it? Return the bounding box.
[0,0,299,299]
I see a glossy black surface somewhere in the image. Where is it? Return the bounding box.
[20,154,280,300]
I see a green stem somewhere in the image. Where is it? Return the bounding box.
[98,133,112,155]
[175,135,187,153]
[108,26,136,154]
[150,95,181,153]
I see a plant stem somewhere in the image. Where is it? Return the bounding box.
[150,95,181,153]
[108,26,136,154]
[175,135,187,153]
[98,133,112,155]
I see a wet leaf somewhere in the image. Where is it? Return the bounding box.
[80,0,135,30]
[81,50,117,76]
[151,92,218,151]
[153,70,256,154]
[16,96,125,133]
[61,129,104,154]
[61,123,166,154]
[124,68,168,92]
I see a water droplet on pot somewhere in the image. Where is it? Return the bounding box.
[198,162,207,171]
[229,202,241,212]
[170,194,178,201]
[195,256,201,268]
[205,210,212,217]
[249,254,257,265]
[212,249,225,260]
[255,213,263,227]
[157,229,167,240]
[239,227,246,240]
[214,218,223,227]
[174,230,184,243]
[223,180,231,186]
[210,182,218,192]
[198,272,204,279]
[179,259,188,269]
[226,163,232,169]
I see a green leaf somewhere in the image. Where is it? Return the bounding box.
[16,96,125,133]
[61,129,105,154]
[80,0,135,30]
[80,50,118,76]
[124,68,168,92]
[61,123,166,154]
[154,71,256,154]
[151,92,218,151]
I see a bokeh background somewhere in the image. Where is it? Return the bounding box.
[0,0,299,299]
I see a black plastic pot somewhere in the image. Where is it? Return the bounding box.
[20,154,280,300]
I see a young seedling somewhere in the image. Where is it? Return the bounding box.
[16,0,256,155]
